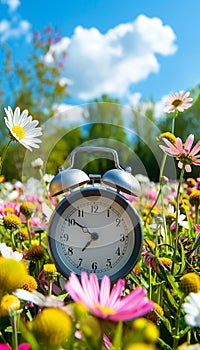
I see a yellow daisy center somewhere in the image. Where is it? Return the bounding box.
[172,98,183,107]
[94,304,116,315]
[12,125,25,140]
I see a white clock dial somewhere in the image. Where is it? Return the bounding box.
[47,187,143,282]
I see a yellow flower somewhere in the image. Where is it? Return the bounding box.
[179,273,200,294]
[26,245,45,261]
[159,257,172,269]
[165,212,176,224]
[186,178,196,188]
[22,275,38,291]
[144,238,156,251]
[3,207,14,214]
[43,264,57,274]
[18,228,29,239]
[0,294,20,316]
[132,317,159,343]
[189,190,200,206]
[146,303,164,324]
[3,214,21,230]
[29,307,72,348]
[132,265,142,276]
[0,258,27,293]
[20,202,36,218]
[0,175,5,183]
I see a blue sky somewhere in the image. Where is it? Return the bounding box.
[0,0,200,109]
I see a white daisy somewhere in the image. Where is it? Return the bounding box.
[0,243,23,261]
[4,106,42,151]
[14,289,65,308]
[182,291,200,327]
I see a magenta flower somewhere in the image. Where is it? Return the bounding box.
[65,272,154,322]
[160,134,200,172]
[0,344,30,350]
[164,91,193,113]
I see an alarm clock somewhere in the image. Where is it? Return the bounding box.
[47,147,143,283]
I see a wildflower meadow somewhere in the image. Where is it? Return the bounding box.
[0,91,200,350]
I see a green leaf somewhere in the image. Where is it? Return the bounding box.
[178,241,186,275]
[162,285,178,310]
[110,321,123,350]
[158,337,173,350]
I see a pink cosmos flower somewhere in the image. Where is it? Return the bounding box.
[160,134,200,172]
[65,272,154,322]
[164,91,193,113]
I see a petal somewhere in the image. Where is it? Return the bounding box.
[89,273,100,303]
[13,106,20,125]
[185,164,192,172]
[176,137,184,153]
[159,145,178,156]
[100,275,111,305]
[109,279,125,308]
[184,134,194,153]
[190,140,200,156]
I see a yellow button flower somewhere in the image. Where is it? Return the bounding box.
[0,258,27,293]
[0,294,20,316]
[30,307,72,348]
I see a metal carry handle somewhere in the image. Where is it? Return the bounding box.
[68,146,123,170]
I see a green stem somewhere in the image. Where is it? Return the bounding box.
[144,188,161,226]
[195,203,199,224]
[26,218,32,244]
[0,139,12,176]
[171,167,185,275]
[11,230,16,250]
[149,266,152,299]
[11,313,18,350]
[39,169,55,210]
[172,294,186,349]
[48,278,53,296]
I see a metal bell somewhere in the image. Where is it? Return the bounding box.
[102,168,141,196]
[49,168,90,196]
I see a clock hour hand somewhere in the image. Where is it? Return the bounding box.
[81,231,99,252]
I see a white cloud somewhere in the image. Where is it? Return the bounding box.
[0,18,31,42]
[52,103,84,124]
[127,92,166,120]
[1,0,20,12]
[47,14,177,101]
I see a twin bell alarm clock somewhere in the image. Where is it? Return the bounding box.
[47,146,143,283]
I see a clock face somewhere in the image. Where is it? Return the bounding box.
[47,187,143,282]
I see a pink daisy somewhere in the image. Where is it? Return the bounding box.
[65,272,154,322]
[159,134,200,172]
[164,91,193,113]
